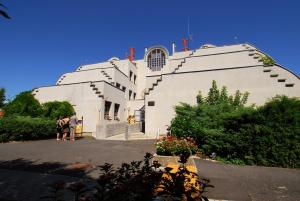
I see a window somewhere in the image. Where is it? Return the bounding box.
[114,103,120,121]
[134,75,137,84]
[147,49,166,71]
[116,83,121,88]
[148,101,155,106]
[129,90,132,100]
[133,93,136,100]
[122,86,126,92]
[130,71,133,81]
[104,101,112,120]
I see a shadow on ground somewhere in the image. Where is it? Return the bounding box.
[0,158,97,201]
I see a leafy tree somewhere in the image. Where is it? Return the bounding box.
[0,87,5,108]
[42,101,75,119]
[4,91,43,117]
[0,2,10,19]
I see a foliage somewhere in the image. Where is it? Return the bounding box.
[42,101,75,119]
[156,136,199,156]
[171,80,300,168]
[0,87,5,108]
[0,116,56,142]
[4,91,75,119]
[0,2,10,19]
[43,153,213,201]
[4,91,43,117]
[260,55,275,66]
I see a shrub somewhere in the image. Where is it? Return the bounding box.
[4,91,43,117]
[44,153,213,201]
[171,80,300,168]
[156,136,199,156]
[42,101,75,119]
[0,116,56,142]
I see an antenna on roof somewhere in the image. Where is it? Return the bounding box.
[187,16,193,42]
[234,36,239,44]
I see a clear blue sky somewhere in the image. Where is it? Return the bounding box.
[1,0,299,100]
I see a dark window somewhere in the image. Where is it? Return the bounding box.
[104,101,112,120]
[130,71,133,81]
[134,75,137,84]
[147,49,166,71]
[133,93,136,100]
[129,90,132,100]
[114,103,120,120]
[148,101,155,106]
[116,83,121,88]
[122,86,126,92]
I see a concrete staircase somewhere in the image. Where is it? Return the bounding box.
[145,50,198,96]
[100,70,113,84]
[89,82,104,98]
[105,132,154,140]
[144,75,162,95]
[56,74,67,85]
[172,50,196,73]
[248,50,296,88]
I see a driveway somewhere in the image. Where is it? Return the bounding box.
[0,138,299,201]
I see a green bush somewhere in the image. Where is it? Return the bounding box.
[4,91,43,117]
[42,101,75,119]
[0,116,56,142]
[171,80,300,168]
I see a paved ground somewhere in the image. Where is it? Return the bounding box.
[0,138,299,201]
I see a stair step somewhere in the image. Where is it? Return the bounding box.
[98,95,104,98]
[285,83,294,87]
[270,74,279,78]
[278,79,286,82]
[92,87,97,90]
[249,49,255,52]
[90,84,95,87]
[249,53,255,56]
[95,91,101,94]
[253,56,260,59]
[263,69,272,72]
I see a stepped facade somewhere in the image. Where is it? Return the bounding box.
[33,43,300,138]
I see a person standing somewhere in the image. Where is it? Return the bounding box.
[62,116,70,141]
[56,116,63,140]
[69,113,78,141]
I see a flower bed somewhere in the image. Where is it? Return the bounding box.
[155,136,199,156]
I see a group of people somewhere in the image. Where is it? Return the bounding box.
[56,113,78,141]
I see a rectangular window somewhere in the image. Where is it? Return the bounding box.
[114,103,120,121]
[133,93,136,100]
[104,101,112,120]
[148,101,155,106]
[122,86,126,92]
[130,71,133,81]
[129,90,132,100]
[134,75,137,84]
[116,83,121,88]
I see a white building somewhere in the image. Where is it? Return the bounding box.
[33,43,300,138]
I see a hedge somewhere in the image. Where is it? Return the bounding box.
[0,116,56,142]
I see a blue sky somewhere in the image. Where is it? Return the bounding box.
[1,0,299,99]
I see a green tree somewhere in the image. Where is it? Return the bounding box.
[0,88,5,108]
[4,91,43,117]
[0,2,10,19]
[42,101,75,119]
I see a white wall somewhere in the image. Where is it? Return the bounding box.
[145,66,300,136]
[34,82,103,133]
[57,69,111,85]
